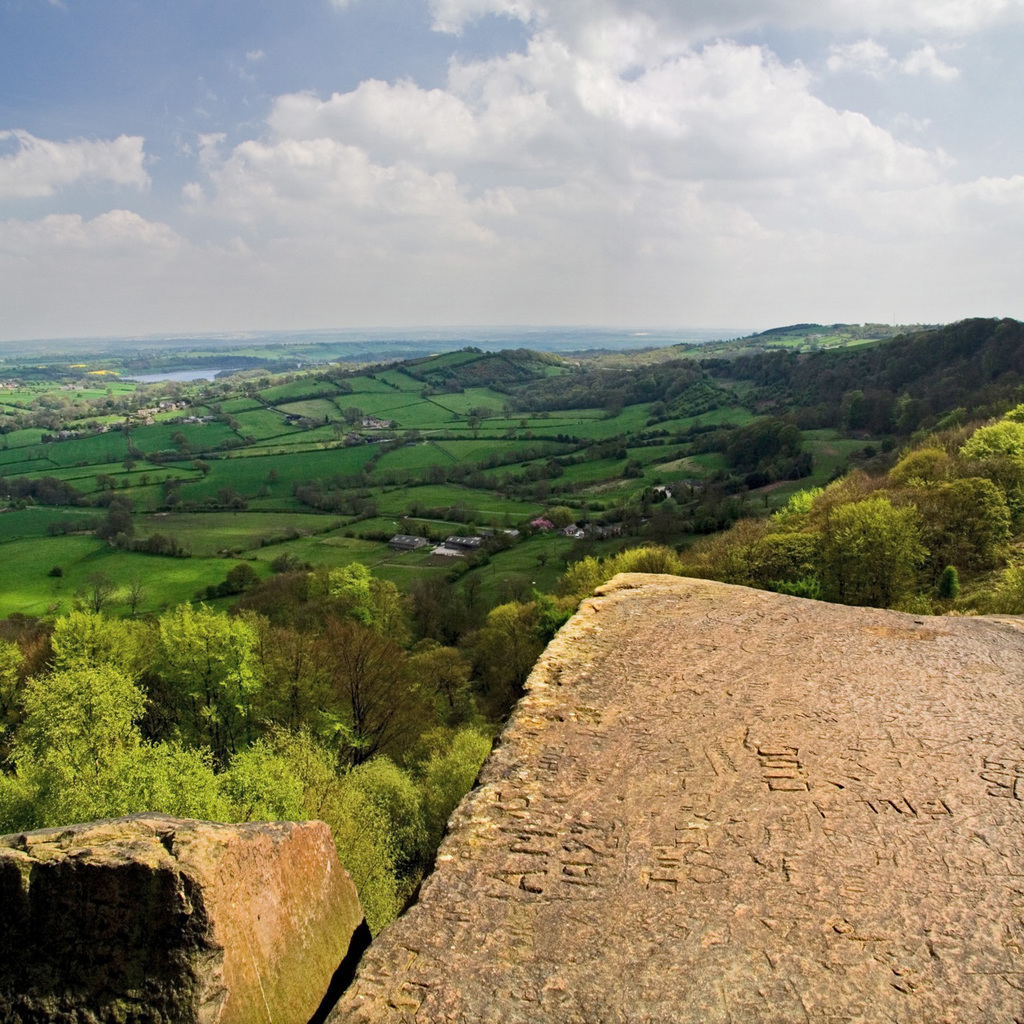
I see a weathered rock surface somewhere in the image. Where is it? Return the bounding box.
[331,575,1024,1023]
[0,814,367,1024]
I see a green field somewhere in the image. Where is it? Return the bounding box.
[259,378,342,402]
[0,344,874,618]
[231,408,292,440]
[0,535,244,618]
[372,484,540,519]
[133,510,341,557]
[170,445,378,501]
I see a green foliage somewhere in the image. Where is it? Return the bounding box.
[322,563,411,645]
[746,533,820,591]
[888,447,951,486]
[326,767,409,934]
[544,505,576,528]
[2,664,226,832]
[911,477,1011,573]
[19,664,146,765]
[988,563,1024,614]
[557,557,606,601]
[346,756,429,876]
[408,642,475,725]
[0,639,24,744]
[725,417,802,473]
[50,609,151,676]
[218,729,417,925]
[610,545,683,577]
[819,497,927,608]
[770,576,822,600]
[937,565,961,599]
[770,489,823,532]
[411,726,492,849]
[469,601,545,714]
[960,421,1024,461]
[321,616,420,764]
[557,545,683,601]
[157,604,263,762]
[223,738,308,822]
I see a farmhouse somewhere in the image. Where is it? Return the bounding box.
[444,535,484,552]
[431,535,485,558]
[431,543,465,557]
[389,534,428,553]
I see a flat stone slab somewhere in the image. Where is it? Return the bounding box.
[332,575,1024,1023]
[1,815,367,1024]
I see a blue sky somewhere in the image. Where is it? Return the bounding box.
[1,0,1023,341]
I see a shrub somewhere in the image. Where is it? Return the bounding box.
[937,565,961,599]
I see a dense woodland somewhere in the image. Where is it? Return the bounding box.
[4,317,1024,929]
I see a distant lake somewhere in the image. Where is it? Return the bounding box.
[123,368,243,383]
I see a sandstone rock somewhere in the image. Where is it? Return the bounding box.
[0,814,367,1024]
[331,575,1024,1023]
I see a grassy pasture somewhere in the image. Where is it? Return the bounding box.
[373,370,425,392]
[0,536,240,618]
[259,378,342,403]
[0,454,54,474]
[341,375,402,395]
[218,397,263,414]
[0,506,97,539]
[427,388,509,415]
[373,484,541,519]
[372,439,535,473]
[561,404,656,439]
[679,451,730,473]
[337,393,450,424]
[38,432,129,467]
[464,534,577,604]
[243,531,389,569]
[802,430,867,481]
[134,510,340,557]
[171,445,378,500]
[407,350,483,370]
[276,399,342,421]
[667,406,757,430]
[32,462,133,493]
[250,425,337,449]
[230,408,292,440]
[550,457,630,487]
[130,421,239,454]
[3,430,47,449]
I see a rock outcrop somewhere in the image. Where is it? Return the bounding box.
[331,575,1024,1023]
[0,814,367,1024]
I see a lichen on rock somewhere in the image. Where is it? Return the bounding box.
[0,813,366,1024]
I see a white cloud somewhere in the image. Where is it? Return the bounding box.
[427,0,542,34]
[170,22,960,335]
[828,39,960,79]
[0,130,149,199]
[901,44,960,80]
[424,0,1024,37]
[827,39,894,77]
[0,210,180,255]
[2,0,1018,339]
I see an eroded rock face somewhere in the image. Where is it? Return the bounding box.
[331,575,1024,1023]
[0,814,367,1024]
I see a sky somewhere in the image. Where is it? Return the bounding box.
[1,0,1023,342]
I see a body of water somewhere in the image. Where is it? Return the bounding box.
[123,368,243,383]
